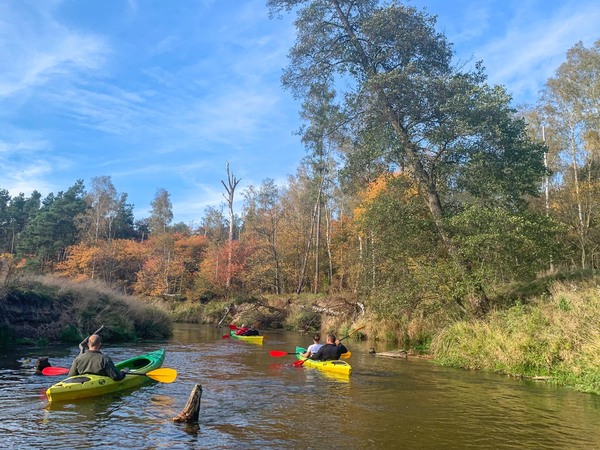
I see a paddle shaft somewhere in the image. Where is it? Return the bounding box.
[41,366,176,383]
[339,325,366,342]
[79,325,104,354]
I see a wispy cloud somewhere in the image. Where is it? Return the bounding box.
[0,2,108,98]
[0,130,69,195]
[468,1,600,103]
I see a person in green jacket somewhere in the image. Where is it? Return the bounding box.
[68,334,127,380]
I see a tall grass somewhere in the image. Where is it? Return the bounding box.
[1,275,172,344]
[431,282,600,394]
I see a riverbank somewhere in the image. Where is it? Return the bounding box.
[431,280,600,395]
[0,275,172,346]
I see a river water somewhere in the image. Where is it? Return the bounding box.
[1,323,600,449]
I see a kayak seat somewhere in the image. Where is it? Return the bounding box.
[63,376,91,384]
[131,358,150,368]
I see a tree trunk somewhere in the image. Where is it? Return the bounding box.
[569,122,587,269]
[313,179,324,293]
[296,201,316,294]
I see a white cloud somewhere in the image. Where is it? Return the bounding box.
[469,2,600,103]
[0,2,108,98]
[0,134,65,196]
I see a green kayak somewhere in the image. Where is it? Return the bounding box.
[295,346,352,376]
[46,349,165,402]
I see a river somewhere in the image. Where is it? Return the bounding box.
[1,323,600,449]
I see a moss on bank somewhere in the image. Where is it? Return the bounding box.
[0,276,172,346]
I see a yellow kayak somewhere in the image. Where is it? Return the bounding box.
[46,349,165,402]
[229,330,264,345]
[295,346,352,376]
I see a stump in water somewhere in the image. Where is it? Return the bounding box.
[35,357,51,375]
[173,384,203,423]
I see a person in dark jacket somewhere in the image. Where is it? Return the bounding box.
[241,325,260,336]
[68,334,127,381]
[310,334,348,361]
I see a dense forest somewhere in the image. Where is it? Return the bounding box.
[1,2,599,348]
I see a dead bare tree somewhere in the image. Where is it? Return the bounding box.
[221,162,241,290]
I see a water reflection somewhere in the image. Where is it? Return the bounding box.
[1,323,600,449]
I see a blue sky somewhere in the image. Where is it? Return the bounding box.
[1,0,599,225]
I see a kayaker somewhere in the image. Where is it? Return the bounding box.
[241,325,260,336]
[310,334,348,361]
[68,334,127,381]
[235,324,249,335]
[301,334,323,358]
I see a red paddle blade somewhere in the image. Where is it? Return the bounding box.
[292,359,307,367]
[228,324,238,330]
[42,367,69,376]
[269,350,291,357]
[222,334,230,339]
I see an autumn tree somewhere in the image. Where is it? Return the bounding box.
[149,188,173,235]
[58,239,146,291]
[242,179,284,293]
[296,84,343,293]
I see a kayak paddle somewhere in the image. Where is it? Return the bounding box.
[41,367,70,376]
[270,349,351,359]
[339,325,366,341]
[269,350,296,357]
[41,366,177,383]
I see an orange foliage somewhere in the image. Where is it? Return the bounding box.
[57,239,147,290]
[175,234,209,259]
[130,233,208,297]
[56,242,99,279]
[198,240,256,291]
[353,171,418,221]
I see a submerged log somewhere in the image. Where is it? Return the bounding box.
[172,384,203,423]
[35,357,51,375]
[375,350,408,359]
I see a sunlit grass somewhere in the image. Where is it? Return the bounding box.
[431,282,600,394]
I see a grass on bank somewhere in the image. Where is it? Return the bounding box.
[430,281,600,394]
[0,275,172,346]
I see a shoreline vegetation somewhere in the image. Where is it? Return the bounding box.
[0,276,173,346]
[2,273,600,395]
